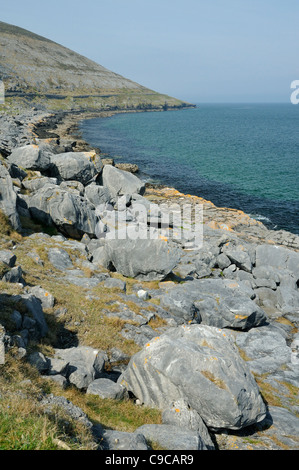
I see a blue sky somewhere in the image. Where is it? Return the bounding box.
[1,0,299,103]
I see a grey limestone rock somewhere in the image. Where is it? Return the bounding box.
[98,429,149,450]
[158,278,267,329]
[235,326,292,374]
[162,399,215,450]
[49,152,98,185]
[0,250,17,268]
[54,346,106,390]
[102,164,145,199]
[103,238,182,281]
[119,324,266,431]
[27,286,55,309]
[87,378,127,400]
[135,424,207,450]
[84,183,111,206]
[48,247,73,271]
[27,184,99,239]
[0,162,21,230]
[8,144,51,171]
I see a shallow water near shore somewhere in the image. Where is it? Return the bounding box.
[80,103,299,235]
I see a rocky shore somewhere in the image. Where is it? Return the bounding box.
[0,108,298,451]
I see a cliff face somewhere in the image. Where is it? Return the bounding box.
[0,21,192,112]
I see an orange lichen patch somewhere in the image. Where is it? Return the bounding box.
[45,292,49,297]
[175,409,180,413]
[228,282,239,289]
[235,314,248,320]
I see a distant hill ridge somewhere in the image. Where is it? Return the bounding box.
[0,21,193,111]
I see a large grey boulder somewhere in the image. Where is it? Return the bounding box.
[158,279,267,329]
[7,144,51,171]
[135,424,207,450]
[119,324,266,431]
[22,176,58,192]
[0,162,21,230]
[49,152,99,185]
[102,238,182,281]
[18,293,49,338]
[54,346,106,390]
[102,165,145,199]
[84,183,112,207]
[0,250,17,268]
[27,184,99,239]
[86,378,127,400]
[235,326,292,374]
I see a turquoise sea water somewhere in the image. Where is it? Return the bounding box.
[80,104,299,235]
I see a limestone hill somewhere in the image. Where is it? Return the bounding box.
[0,21,193,112]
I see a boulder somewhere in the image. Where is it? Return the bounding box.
[7,144,51,171]
[0,162,21,230]
[135,424,207,450]
[22,176,58,192]
[162,399,215,450]
[54,346,105,390]
[101,238,182,281]
[87,378,127,400]
[27,184,99,239]
[0,250,17,268]
[224,248,252,273]
[49,152,99,185]
[102,165,145,199]
[235,326,292,374]
[97,429,149,450]
[2,266,25,285]
[18,294,48,338]
[48,248,73,271]
[84,183,112,206]
[256,244,299,281]
[119,324,266,430]
[158,279,267,329]
[27,286,55,309]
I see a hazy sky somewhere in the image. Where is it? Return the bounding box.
[2,0,299,103]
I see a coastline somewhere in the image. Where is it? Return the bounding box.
[1,106,299,451]
[32,109,299,252]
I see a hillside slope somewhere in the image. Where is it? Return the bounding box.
[0,21,192,112]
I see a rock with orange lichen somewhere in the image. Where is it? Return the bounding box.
[103,238,182,281]
[156,278,267,329]
[7,144,51,171]
[119,324,267,431]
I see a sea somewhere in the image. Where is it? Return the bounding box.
[80,103,299,235]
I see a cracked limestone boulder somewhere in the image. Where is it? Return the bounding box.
[49,151,100,185]
[102,164,145,199]
[7,144,51,171]
[0,162,21,230]
[119,324,266,431]
[27,184,99,239]
[158,279,267,329]
[102,238,182,281]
